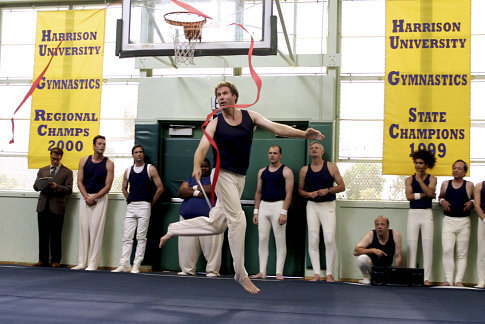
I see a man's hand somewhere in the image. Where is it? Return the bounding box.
[464,200,474,212]
[414,171,423,181]
[305,128,325,140]
[318,188,329,197]
[373,248,387,258]
[278,214,287,225]
[48,182,58,189]
[308,191,319,199]
[252,214,258,225]
[85,196,97,206]
[440,199,451,212]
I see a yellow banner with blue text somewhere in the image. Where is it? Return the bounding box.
[28,9,106,170]
[383,0,470,175]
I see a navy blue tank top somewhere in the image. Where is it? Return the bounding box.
[368,229,395,267]
[261,164,286,202]
[127,164,154,204]
[179,176,211,220]
[444,180,470,217]
[83,156,107,194]
[304,161,336,202]
[213,110,253,175]
[410,174,433,209]
[481,181,485,212]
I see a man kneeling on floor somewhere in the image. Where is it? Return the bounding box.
[353,216,402,284]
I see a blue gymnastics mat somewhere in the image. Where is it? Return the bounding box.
[0,264,483,323]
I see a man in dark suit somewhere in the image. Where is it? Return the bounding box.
[33,147,73,267]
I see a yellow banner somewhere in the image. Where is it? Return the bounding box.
[383,0,470,175]
[28,9,106,170]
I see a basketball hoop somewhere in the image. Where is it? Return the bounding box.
[164,11,206,65]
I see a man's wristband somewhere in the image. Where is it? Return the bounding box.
[280,209,288,216]
[439,198,445,204]
[192,185,198,190]
[470,199,475,204]
[193,190,200,197]
[253,209,259,215]
[414,193,421,200]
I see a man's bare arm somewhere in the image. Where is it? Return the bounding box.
[279,166,294,225]
[393,230,403,267]
[353,231,374,256]
[328,163,345,194]
[249,111,324,140]
[150,165,164,205]
[253,168,264,225]
[474,183,485,221]
[463,181,475,212]
[282,166,294,211]
[439,180,451,212]
[122,169,129,199]
[193,119,217,180]
[77,156,89,200]
[404,176,414,201]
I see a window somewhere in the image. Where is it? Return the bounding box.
[0,3,137,192]
[339,0,484,200]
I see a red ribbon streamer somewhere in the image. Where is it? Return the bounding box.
[170,0,212,20]
[10,39,64,144]
[170,0,263,205]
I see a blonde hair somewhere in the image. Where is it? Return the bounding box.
[309,141,324,151]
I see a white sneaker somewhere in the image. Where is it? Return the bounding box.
[131,264,140,274]
[359,278,371,285]
[71,264,86,270]
[111,265,129,273]
[178,271,194,276]
[206,273,219,277]
[85,266,98,271]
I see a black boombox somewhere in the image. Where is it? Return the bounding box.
[371,266,424,286]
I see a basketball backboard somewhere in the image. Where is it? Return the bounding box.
[117,0,276,58]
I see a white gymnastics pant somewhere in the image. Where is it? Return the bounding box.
[77,194,108,268]
[477,218,485,287]
[356,254,372,280]
[118,201,151,267]
[178,216,224,275]
[442,216,470,285]
[407,208,433,281]
[257,200,287,276]
[167,169,248,283]
[306,200,337,276]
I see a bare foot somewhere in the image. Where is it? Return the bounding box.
[250,272,266,279]
[424,280,431,286]
[310,274,321,282]
[442,281,450,286]
[159,233,173,248]
[326,274,334,282]
[276,273,284,280]
[455,282,464,287]
[241,277,260,294]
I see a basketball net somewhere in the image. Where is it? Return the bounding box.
[171,26,201,65]
[165,11,206,65]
